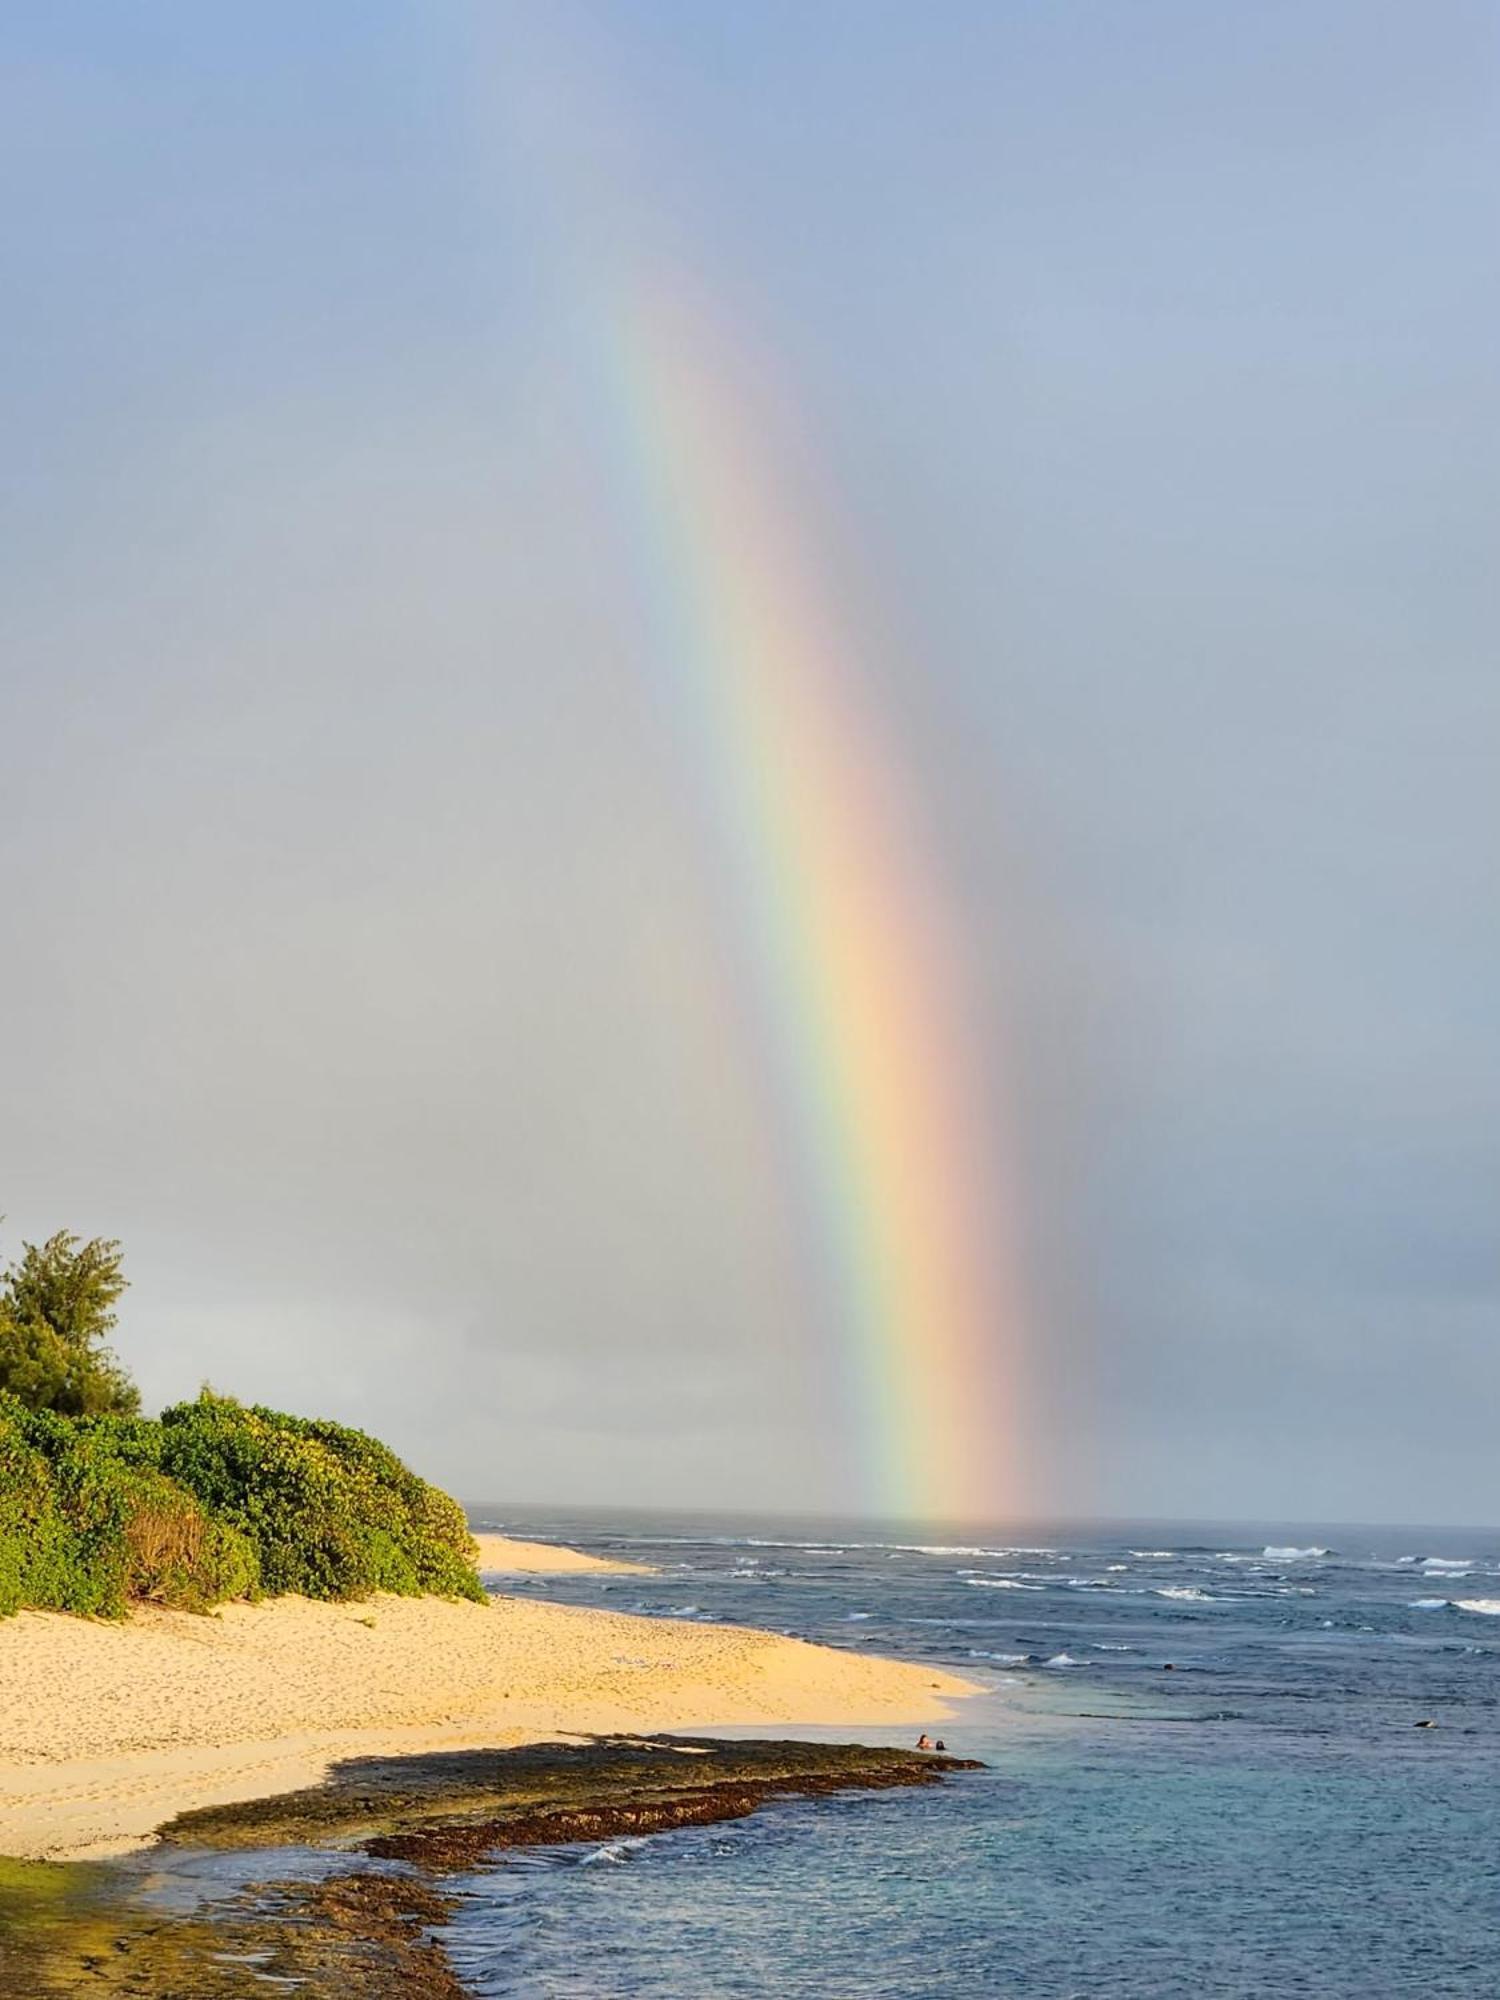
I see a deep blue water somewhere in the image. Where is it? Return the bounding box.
[443,1512,1499,1998]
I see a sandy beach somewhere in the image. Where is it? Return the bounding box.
[0,1578,976,1861]
[470,1532,657,1575]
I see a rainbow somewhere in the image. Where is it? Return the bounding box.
[582,282,1027,1523]
[489,22,1027,1518]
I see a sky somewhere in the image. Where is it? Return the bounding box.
[1,2,1495,1525]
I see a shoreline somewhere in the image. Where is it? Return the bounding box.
[1,1739,984,1998]
[0,1563,978,1862]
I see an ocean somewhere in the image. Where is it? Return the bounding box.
[443,1511,1499,1998]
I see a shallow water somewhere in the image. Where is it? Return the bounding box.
[451,1513,1500,1997]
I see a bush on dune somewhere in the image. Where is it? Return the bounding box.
[158,1396,482,1603]
[0,1225,482,1620]
[0,1391,481,1618]
[0,1398,257,1617]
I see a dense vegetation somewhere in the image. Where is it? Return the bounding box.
[0,1229,482,1619]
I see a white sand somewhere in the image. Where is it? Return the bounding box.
[471,1532,656,1575]
[0,1590,976,1861]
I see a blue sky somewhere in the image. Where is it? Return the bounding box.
[2,3,1496,1520]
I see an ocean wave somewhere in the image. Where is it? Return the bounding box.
[1455,1599,1500,1617]
[580,1837,651,1865]
[965,1577,1042,1591]
[1156,1585,1214,1602]
[1421,1558,1472,1575]
[1263,1546,1329,1560]
[1409,1598,1450,1610]
[844,1611,872,1621]
[893,1543,1058,1558]
[968,1649,1030,1663]
[1129,1549,1176,1558]
[1043,1652,1082,1667]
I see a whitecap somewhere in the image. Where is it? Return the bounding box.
[1105,1563,1130,1573]
[965,1577,1042,1591]
[1409,1598,1450,1610]
[581,1838,650,1865]
[1156,1585,1213,1602]
[968,1649,1030,1663]
[1129,1549,1176,1558]
[1421,1558,1472,1575]
[891,1543,1051,1558]
[1044,1652,1082,1667]
[844,1611,872,1621]
[1455,1599,1500,1617]
[1263,1546,1329,1560]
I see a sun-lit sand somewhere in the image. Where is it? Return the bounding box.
[470,1532,656,1575]
[0,1583,977,1861]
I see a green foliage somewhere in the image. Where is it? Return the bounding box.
[157,1396,482,1601]
[0,1226,479,1619]
[0,1392,480,1619]
[0,1398,76,1617]
[0,1232,138,1416]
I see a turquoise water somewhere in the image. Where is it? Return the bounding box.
[445,1514,1499,1997]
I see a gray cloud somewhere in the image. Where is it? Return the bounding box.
[2,3,1494,1523]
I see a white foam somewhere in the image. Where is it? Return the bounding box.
[1106,1563,1130,1573]
[1455,1599,1500,1617]
[1129,1549,1176,1558]
[894,1544,1055,1558]
[1044,1652,1082,1667]
[1263,1546,1329,1560]
[581,1837,650,1865]
[1421,1558,1472,1575]
[1409,1598,1450,1610]
[965,1577,1042,1591]
[968,1649,1030,1663]
[1156,1585,1213,1602]
[844,1611,872,1621]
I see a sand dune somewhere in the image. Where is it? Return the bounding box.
[470,1532,656,1575]
[0,1590,976,1861]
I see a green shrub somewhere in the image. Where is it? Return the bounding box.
[0,1390,480,1619]
[0,1398,77,1617]
[157,1398,482,1603]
